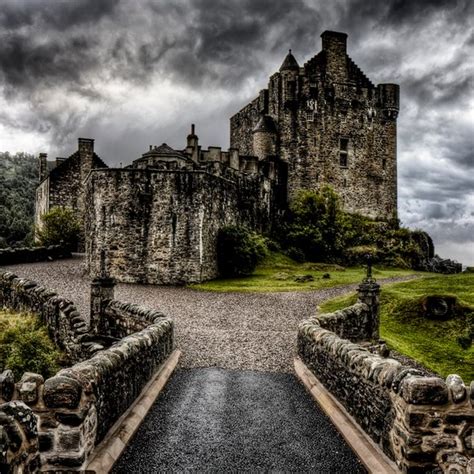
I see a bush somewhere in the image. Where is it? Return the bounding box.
[272,186,433,269]
[36,207,80,250]
[217,226,267,277]
[0,310,61,379]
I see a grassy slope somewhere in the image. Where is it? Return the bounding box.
[191,252,421,292]
[319,273,474,381]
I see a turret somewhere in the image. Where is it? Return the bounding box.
[252,115,277,160]
[38,153,48,182]
[377,83,400,120]
[280,50,299,104]
[321,30,348,82]
[186,124,199,162]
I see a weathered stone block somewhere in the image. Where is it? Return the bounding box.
[401,376,449,405]
[55,410,88,427]
[44,376,82,409]
[19,382,38,405]
[46,451,85,467]
[0,370,15,402]
[446,374,466,403]
[38,432,54,452]
[58,428,81,451]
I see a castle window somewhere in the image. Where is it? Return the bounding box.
[382,159,387,169]
[343,178,347,187]
[339,138,349,167]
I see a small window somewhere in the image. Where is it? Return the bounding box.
[343,178,347,187]
[339,153,348,167]
[340,138,349,151]
[382,159,387,169]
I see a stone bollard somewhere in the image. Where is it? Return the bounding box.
[357,260,381,341]
[90,276,115,336]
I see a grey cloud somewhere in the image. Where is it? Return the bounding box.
[0,0,472,262]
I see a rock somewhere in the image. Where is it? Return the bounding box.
[294,274,314,283]
[401,376,449,405]
[0,371,15,402]
[418,256,462,274]
[322,273,331,279]
[273,272,290,281]
[43,376,82,409]
[18,373,44,405]
[446,374,466,403]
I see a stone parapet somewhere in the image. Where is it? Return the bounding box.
[0,271,175,471]
[298,296,473,473]
[0,271,88,360]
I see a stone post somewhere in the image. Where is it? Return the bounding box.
[357,255,381,340]
[89,250,115,335]
[90,277,115,336]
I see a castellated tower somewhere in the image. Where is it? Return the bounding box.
[230,30,399,220]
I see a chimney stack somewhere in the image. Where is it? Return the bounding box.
[321,31,348,82]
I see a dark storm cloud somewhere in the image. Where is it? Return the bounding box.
[0,0,472,261]
[0,0,119,30]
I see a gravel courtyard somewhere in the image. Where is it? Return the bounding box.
[1,256,414,372]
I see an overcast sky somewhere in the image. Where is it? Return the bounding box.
[0,0,472,264]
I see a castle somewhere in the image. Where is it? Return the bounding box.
[35,31,399,284]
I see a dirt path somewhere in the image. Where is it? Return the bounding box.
[2,257,417,372]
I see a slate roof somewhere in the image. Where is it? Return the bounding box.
[279,50,300,72]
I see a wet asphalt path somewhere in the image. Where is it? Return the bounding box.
[112,368,366,473]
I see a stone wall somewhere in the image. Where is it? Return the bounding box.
[0,272,175,471]
[0,245,71,266]
[0,271,88,361]
[85,168,272,284]
[298,281,473,473]
[0,401,40,473]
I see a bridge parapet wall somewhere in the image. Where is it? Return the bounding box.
[298,282,473,473]
[0,271,175,471]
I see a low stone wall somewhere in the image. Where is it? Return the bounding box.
[0,271,89,361]
[0,245,71,266]
[0,273,175,471]
[101,300,167,338]
[0,400,40,473]
[298,281,473,473]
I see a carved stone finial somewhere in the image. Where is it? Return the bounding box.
[364,253,376,283]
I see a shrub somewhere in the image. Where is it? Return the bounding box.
[217,226,267,277]
[0,311,60,379]
[272,186,433,269]
[36,206,80,250]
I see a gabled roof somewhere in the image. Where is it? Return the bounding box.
[279,50,300,72]
[135,143,192,164]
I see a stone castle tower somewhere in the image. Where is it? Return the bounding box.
[231,30,399,219]
[34,30,399,284]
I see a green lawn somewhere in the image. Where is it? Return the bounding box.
[319,273,474,381]
[191,252,423,292]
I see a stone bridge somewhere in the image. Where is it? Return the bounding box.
[0,256,472,473]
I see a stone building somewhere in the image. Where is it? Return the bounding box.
[231,30,399,218]
[35,30,399,284]
[35,138,106,250]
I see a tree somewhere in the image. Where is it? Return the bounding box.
[217,226,267,277]
[36,207,80,249]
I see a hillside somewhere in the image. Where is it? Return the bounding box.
[0,152,37,248]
